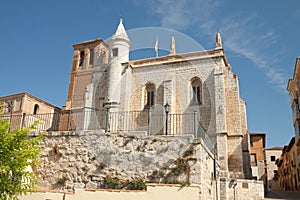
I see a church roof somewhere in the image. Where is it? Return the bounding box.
[109,18,130,45]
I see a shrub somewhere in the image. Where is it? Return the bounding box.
[128,179,147,190]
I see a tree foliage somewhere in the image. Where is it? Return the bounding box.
[0,118,43,200]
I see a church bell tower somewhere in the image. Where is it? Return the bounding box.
[104,18,131,111]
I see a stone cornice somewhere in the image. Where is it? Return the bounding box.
[125,48,229,69]
[73,38,108,49]
[287,57,300,93]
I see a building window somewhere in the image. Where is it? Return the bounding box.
[112,48,118,57]
[293,99,299,114]
[89,48,94,65]
[79,51,85,66]
[242,183,249,188]
[145,83,155,108]
[191,77,202,105]
[102,51,107,64]
[250,154,257,166]
[271,156,276,162]
[33,104,39,115]
[6,100,14,113]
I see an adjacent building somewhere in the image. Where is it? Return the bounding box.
[287,57,300,149]
[265,147,282,191]
[249,133,266,184]
[276,137,300,191]
[0,92,60,131]
[284,56,300,191]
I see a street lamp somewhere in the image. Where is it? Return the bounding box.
[229,179,237,200]
[164,102,170,135]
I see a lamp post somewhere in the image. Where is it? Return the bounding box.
[229,179,237,200]
[7,100,13,132]
[164,102,170,135]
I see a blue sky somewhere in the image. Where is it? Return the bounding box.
[0,1,299,148]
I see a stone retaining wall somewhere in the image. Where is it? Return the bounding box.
[35,130,215,200]
[30,130,264,199]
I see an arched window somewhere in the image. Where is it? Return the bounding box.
[79,51,85,67]
[102,51,107,64]
[33,104,39,115]
[145,83,155,108]
[191,77,202,105]
[89,48,94,65]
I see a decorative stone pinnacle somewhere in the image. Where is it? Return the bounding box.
[169,36,176,55]
[216,32,222,48]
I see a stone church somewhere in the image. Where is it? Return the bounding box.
[62,19,252,181]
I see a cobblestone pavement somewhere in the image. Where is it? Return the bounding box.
[264,191,300,199]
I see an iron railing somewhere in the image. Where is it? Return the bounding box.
[0,109,214,153]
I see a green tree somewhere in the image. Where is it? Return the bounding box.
[0,117,43,200]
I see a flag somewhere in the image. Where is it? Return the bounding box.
[155,37,158,57]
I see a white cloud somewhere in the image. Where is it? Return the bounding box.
[137,0,287,90]
[141,0,220,29]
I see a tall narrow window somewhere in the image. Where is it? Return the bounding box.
[102,51,107,64]
[79,51,85,66]
[191,78,202,104]
[89,48,94,65]
[112,48,118,57]
[145,83,155,108]
[147,91,154,107]
[33,104,39,115]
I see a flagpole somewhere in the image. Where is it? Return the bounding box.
[155,37,158,58]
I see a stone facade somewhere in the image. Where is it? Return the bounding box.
[287,57,300,149]
[286,56,300,192]
[63,19,252,181]
[58,19,262,199]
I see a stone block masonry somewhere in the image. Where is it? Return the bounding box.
[35,130,217,200]
[31,130,264,199]
[219,178,264,200]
